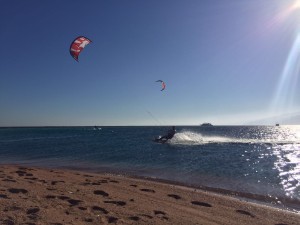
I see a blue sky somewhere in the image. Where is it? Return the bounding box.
[1,0,300,126]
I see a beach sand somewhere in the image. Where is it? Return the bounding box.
[0,165,299,225]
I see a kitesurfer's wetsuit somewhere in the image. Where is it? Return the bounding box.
[159,126,176,140]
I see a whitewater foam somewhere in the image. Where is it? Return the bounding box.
[169,131,300,146]
[169,131,248,145]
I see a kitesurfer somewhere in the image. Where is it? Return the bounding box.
[158,126,176,141]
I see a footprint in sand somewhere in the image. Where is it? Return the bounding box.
[93,190,109,197]
[8,188,28,194]
[107,216,118,223]
[26,207,40,220]
[191,201,212,207]
[130,184,137,187]
[39,180,47,184]
[99,179,108,183]
[84,174,94,178]
[84,218,93,222]
[154,211,169,220]
[0,194,9,199]
[3,206,21,212]
[104,200,126,206]
[167,194,181,200]
[1,219,15,225]
[24,177,38,180]
[53,171,64,174]
[26,207,40,214]
[51,181,65,185]
[45,195,56,199]
[15,170,26,176]
[58,196,70,200]
[92,206,109,214]
[109,180,119,183]
[154,210,166,215]
[46,188,56,191]
[67,199,82,206]
[2,179,16,183]
[235,210,255,218]
[140,188,155,193]
[78,206,87,210]
[141,214,153,219]
[128,216,140,221]
[18,167,29,170]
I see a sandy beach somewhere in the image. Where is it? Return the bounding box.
[0,165,299,225]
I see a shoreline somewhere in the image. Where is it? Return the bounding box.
[3,163,300,213]
[50,164,300,213]
[1,164,299,225]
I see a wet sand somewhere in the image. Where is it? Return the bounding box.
[0,165,299,225]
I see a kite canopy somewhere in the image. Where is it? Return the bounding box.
[70,36,92,61]
[156,80,166,91]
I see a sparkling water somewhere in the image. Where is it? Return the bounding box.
[0,126,299,210]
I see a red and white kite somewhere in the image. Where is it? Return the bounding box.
[69,36,92,61]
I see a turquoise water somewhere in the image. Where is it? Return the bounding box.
[0,126,299,210]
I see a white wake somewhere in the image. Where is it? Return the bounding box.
[168,131,299,146]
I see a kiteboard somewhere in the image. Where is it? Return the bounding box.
[153,136,168,144]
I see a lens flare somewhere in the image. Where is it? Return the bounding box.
[268,1,300,120]
[270,33,300,116]
[292,0,300,9]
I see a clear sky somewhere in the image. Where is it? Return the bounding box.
[1,0,300,126]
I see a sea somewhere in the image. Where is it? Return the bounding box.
[0,126,299,212]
